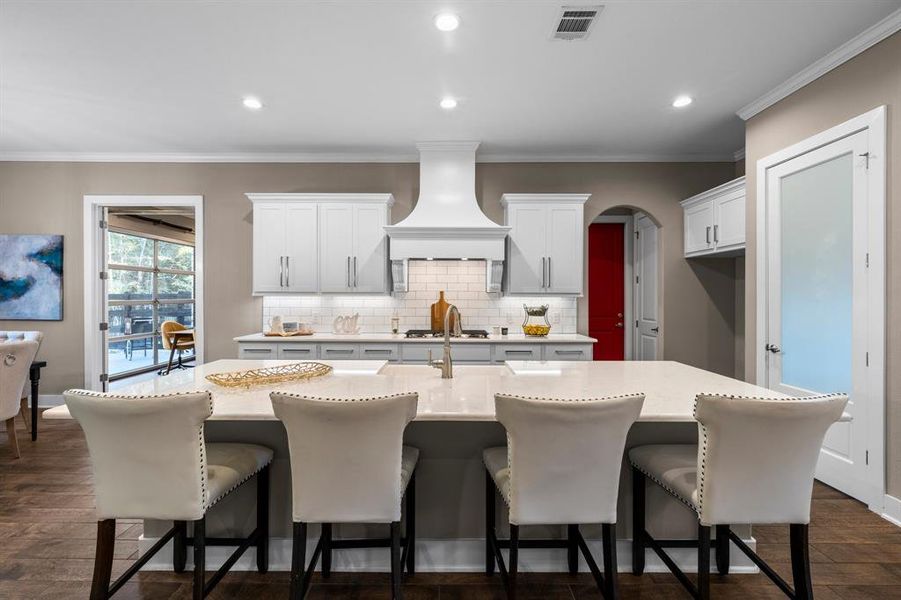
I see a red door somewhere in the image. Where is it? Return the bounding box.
[588,223,625,360]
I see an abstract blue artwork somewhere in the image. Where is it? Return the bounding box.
[0,235,64,320]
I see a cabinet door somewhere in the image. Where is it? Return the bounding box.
[319,203,355,292]
[238,343,278,359]
[352,204,388,293]
[683,200,715,256]
[284,204,318,292]
[714,190,745,252]
[252,203,287,294]
[506,205,547,293]
[546,205,583,294]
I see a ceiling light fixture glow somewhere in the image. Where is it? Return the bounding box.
[440,97,457,110]
[242,96,263,110]
[672,95,693,108]
[434,13,460,31]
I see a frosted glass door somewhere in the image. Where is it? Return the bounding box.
[765,130,870,501]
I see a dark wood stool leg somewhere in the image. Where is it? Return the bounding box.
[697,524,711,600]
[290,522,309,600]
[602,523,619,600]
[321,524,332,578]
[90,519,116,600]
[568,524,579,574]
[391,521,403,600]
[485,469,496,575]
[256,466,270,573]
[508,524,519,600]
[173,521,187,573]
[30,369,39,441]
[790,524,814,600]
[715,525,730,575]
[632,467,646,575]
[193,517,206,600]
[405,472,416,574]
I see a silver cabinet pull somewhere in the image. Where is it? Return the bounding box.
[547,256,551,288]
[279,256,285,287]
[353,256,357,288]
[326,348,354,354]
[243,348,272,354]
[505,350,534,355]
[285,256,290,287]
[364,349,392,354]
[541,257,546,288]
[283,348,311,353]
[555,350,583,355]
[713,224,718,244]
[346,256,351,288]
[706,226,711,244]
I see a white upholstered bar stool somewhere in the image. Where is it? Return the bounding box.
[64,389,274,600]
[0,339,39,458]
[629,393,848,600]
[483,392,645,600]
[271,391,419,600]
[0,331,43,433]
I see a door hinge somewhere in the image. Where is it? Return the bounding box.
[866,450,869,465]
[635,276,640,284]
[99,322,109,331]
[635,320,639,328]
[635,231,640,238]
[866,352,869,366]
[99,219,108,229]
[866,253,870,268]
[99,271,108,280]
[859,152,870,169]
[99,373,109,383]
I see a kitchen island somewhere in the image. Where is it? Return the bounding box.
[45,359,789,574]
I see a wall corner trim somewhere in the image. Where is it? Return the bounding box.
[736,7,901,121]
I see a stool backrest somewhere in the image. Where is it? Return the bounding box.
[64,389,213,521]
[160,321,187,350]
[271,391,418,523]
[0,340,39,421]
[495,393,644,526]
[694,393,847,526]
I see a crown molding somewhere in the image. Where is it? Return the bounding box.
[737,7,901,121]
[0,151,737,164]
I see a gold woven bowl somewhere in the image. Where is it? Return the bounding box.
[205,362,333,388]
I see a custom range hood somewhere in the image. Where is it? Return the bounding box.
[385,141,510,293]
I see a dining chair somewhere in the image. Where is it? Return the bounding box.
[159,320,195,375]
[0,330,44,432]
[0,339,40,458]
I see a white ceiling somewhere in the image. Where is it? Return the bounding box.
[1,0,899,161]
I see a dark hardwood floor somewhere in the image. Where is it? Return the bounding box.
[2,414,900,599]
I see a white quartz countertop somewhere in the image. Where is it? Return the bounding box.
[234,332,596,344]
[45,359,796,423]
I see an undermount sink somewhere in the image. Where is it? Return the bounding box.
[377,364,514,376]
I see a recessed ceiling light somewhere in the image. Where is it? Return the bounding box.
[434,13,460,31]
[242,96,263,110]
[672,95,693,108]
[440,97,458,110]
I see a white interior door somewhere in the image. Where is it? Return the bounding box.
[764,130,871,501]
[633,213,659,360]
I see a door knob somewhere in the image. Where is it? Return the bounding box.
[615,322,623,328]
[766,344,781,353]
[617,312,623,318]
[651,327,659,333]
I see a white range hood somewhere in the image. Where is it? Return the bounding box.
[385,141,510,292]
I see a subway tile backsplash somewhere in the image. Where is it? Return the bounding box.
[262,260,578,333]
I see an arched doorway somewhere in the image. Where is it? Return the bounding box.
[588,208,660,361]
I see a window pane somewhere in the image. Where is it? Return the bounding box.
[158,241,194,271]
[109,269,153,300]
[158,303,194,330]
[108,232,154,267]
[108,304,154,337]
[108,336,158,376]
[158,273,194,299]
[780,152,852,394]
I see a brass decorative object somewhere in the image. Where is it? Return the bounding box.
[205,362,333,388]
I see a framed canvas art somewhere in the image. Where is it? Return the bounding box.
[0,235,63,320]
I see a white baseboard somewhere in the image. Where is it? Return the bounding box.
[139,536,759,574]
[882,494,901,527]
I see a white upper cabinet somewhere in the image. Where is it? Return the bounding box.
[248,193,393,295]
[680,177,745,257]
[501,194,589,295]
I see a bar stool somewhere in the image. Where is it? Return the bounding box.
[629,393,847,600]
[64,389,273,600]
[271,391,419,600]
[483,392,645,599]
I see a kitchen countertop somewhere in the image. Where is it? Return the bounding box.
[234,332,597,344]
[45,359,800,423]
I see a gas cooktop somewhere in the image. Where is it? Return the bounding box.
[404,329,489,339]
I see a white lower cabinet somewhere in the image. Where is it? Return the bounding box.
[238,343,278,359]
[277,344,317,360]
[320,344,360,359]
[360,344,400,361]
[493,345,541,362]
[401,344,492,364]
[543,344,592,361]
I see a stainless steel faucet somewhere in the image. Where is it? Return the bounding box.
[429,304,461,379]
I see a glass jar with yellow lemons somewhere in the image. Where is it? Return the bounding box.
[522,304,551,337]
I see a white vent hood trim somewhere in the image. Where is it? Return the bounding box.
[385,141,510,261]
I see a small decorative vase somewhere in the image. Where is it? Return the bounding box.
[522,304,551,337]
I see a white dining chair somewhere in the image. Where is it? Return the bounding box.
[65,389,273,600]
[629,393,848,600]
[0,339,40,458]
[271,391,419,600]
[483,392,645,599]
[0,330,43,432]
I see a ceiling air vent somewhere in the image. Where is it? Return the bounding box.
[552,5,603,41]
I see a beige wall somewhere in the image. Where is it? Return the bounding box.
[744,32,901,494]
[0,160,735,394]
